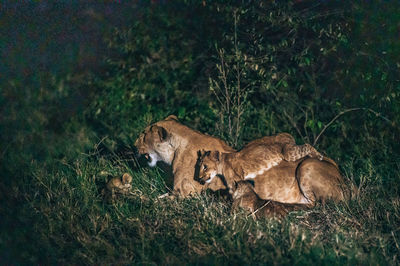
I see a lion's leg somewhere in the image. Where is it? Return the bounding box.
[173,168,203,197]
[283,143,323,162]
[174,179,203,197]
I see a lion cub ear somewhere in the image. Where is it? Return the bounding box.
[197,149,204,158]
[197,149,211,159]
[165,115,178,121]
[151,125,169,142]
[210,151,220,162]
[122,173,132,185]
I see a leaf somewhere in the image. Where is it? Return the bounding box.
[307,119,315,129]
[178,107,186,118]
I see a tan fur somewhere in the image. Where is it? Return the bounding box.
[197,133,327,193]
[106,173,133,195]
[247,133,338,169]
[198,148,309,203]
[245,133,325,162]
[134,115,235,197]
[232,181,306,219]
[197,139,351,206]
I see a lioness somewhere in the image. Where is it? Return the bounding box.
[197,142,350,205]
[134,115,235,196]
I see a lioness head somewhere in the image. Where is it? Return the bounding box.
[135,123,175,167]
[196,150,221,184]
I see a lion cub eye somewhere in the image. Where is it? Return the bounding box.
[203,165,207,171]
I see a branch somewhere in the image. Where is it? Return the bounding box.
[283,110,306,142]
[313,107,394,146]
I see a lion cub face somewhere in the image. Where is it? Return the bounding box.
[106,173,133,194]
[135,125,174,167]
[197,150,221,184]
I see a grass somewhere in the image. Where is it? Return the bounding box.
[0,76,399,264]
[1,120,399,264]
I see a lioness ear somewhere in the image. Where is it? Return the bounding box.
[151,125,169,142]
[165,115,178,121]
[211,151,220,162]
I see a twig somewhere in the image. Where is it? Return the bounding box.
[283,110,306,142]
[313,108,360,146]
[392,231,400,252]
[248,200,271,218]
[313,107,394,146]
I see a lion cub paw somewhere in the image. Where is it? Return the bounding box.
[307,144,324,161]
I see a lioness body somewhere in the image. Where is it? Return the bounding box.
[135,115,234,196]
[198,143,349,205]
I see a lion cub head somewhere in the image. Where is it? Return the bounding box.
[106,173,133,196]
[196,150,222,184]
[135,124,174,167]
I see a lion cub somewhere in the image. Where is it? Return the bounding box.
[196,133,323,194]
[246,133,323,162]
[106,173,133,195]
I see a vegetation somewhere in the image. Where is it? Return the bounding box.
[1,1,399,264]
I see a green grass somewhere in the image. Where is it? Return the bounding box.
[1,121,399,264]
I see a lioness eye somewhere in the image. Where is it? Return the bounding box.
[203,165,207,170]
